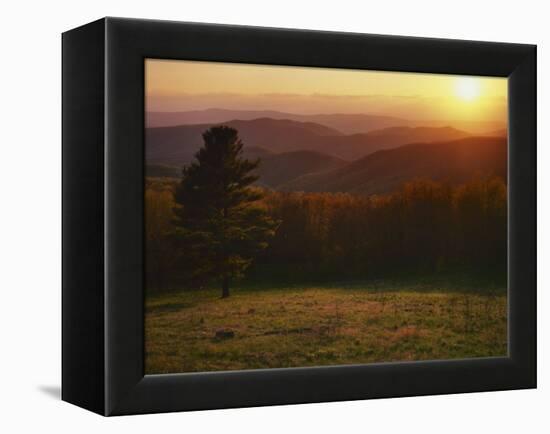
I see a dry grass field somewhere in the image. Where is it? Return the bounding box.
[145,277,507,374]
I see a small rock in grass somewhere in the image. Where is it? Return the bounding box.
[215,329,235,339]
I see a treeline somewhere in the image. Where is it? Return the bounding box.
[146,176,507,290]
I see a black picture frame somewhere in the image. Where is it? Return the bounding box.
[62,17,536,416]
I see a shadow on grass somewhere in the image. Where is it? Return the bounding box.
[237,273,507,295]
[146,271,507,303]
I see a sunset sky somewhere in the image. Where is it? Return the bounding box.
[145,59,507,124]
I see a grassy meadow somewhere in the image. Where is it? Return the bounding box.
[145,276,507,374]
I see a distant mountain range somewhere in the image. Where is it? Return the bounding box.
[147,118,339,165]
[280,136,507,195]
[311,125,471,160]
[146,114,507,196]
[146,108,505,135]
[147,108,408,134]
[147,148,345,189]
[146,117,475,164]
[147,136,506,195]
[255,150,346,188]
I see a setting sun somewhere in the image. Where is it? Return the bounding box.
[455,77,481,101]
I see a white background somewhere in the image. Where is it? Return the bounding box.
[0,0,547,432]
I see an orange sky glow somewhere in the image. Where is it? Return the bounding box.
[145,59,507,126]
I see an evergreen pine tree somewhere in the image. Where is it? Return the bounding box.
[173,126,279,298]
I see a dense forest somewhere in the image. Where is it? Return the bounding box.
[146,175,507,291]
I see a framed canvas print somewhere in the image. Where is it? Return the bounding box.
[62,17,536,415]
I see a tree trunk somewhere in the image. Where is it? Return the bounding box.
[221,276,230,298]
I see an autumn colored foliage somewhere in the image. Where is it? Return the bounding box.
[145,175,506,290]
